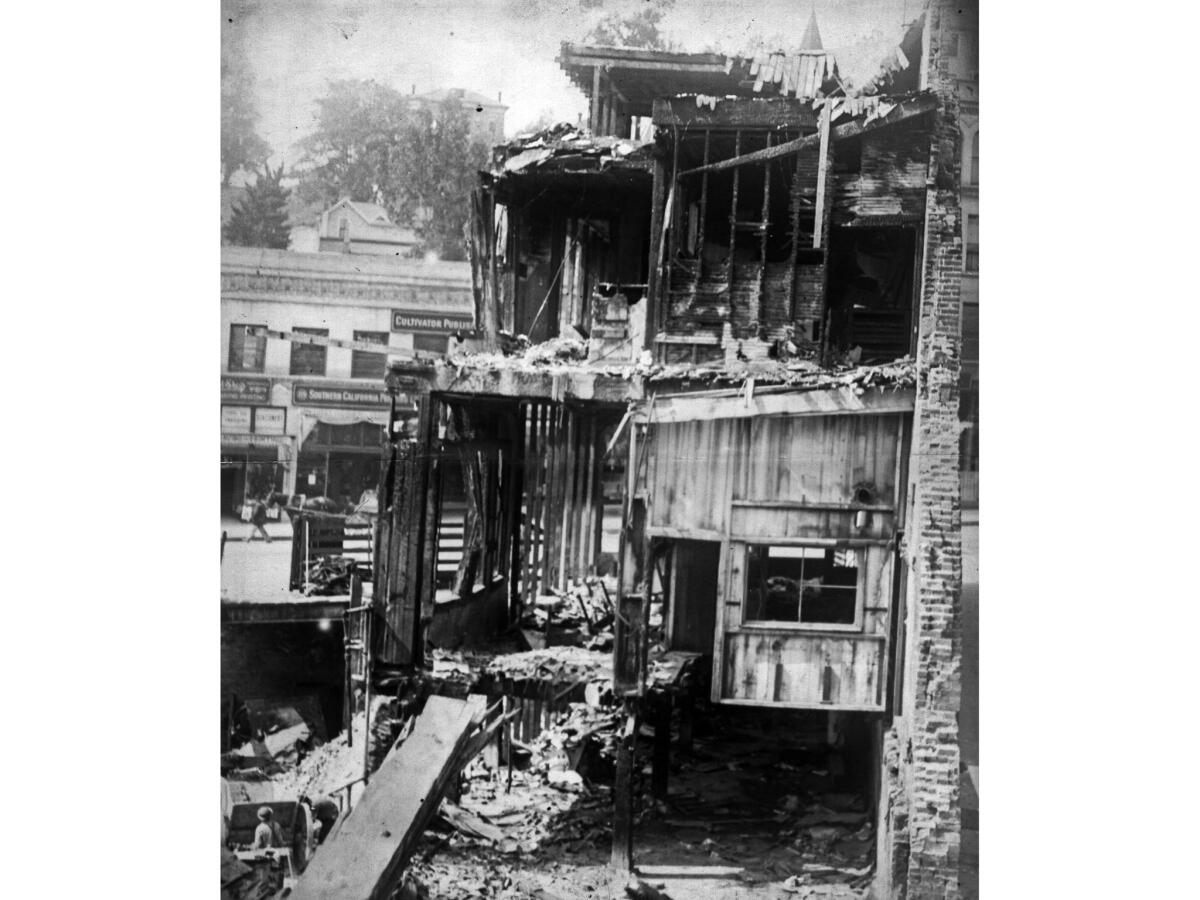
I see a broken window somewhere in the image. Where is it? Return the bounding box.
[744,545,860,627]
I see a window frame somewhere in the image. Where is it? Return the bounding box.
[964,213,979,274]
[228,323,267,373]
[289,327,329,376]
[736,540,867,633]
[350,330,389,380]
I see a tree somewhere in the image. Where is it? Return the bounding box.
[224,163,291,249]
[584,0,677,50]
[293,80,410,212]
[390,98,491,261]
[221,11,271,186]
[294,82,490,260]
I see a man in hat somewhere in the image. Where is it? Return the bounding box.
[251,806,285,850]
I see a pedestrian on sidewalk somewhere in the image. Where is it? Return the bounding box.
[246,494,272,543]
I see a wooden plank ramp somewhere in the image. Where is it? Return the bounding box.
[290,695,485,900]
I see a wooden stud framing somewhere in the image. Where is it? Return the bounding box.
[727,130,741,296]
[697,129,711,283]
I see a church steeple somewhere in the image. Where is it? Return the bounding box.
[799,9,824,51]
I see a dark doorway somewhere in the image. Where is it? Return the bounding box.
[670,540,720,653]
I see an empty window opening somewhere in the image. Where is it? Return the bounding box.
[745,545,860,626]
[827,227,917,362]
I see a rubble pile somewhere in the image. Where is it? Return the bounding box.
[635,714,876,894]
[439,348,917,395]
[400,699,622,900]
[484,646,614,689]
[270,711,369,801]
[301,555,360,595]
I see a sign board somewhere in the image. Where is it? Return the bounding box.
[391,308,475,334]
[221,376,271,404]
[293,381,391,409]
[253,407,287,435]
[221,406,252,431]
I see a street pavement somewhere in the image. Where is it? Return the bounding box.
[221,516,296,603]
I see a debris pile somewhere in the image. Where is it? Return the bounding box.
[438,348,917,394]
[403,697,622,900]
[484,646,614,689]
[518,578,617,650]
[270,710,369,802]
[301,555,360,595]
[634,711,876,894]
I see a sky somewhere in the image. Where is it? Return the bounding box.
[225,0,916,168]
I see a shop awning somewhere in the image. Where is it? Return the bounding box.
[297,409,390,447]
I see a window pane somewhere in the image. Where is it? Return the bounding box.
[351,331,388,380]
[229,324,266,373]
[744,545,858,625]
[290,328,328,376]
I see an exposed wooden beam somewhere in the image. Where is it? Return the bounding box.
[677,93,938,178]
[813,103,831,249]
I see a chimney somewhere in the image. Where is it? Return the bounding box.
[411,84,416,95]
[497,91,502,104]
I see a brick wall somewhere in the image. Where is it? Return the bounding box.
[876,1,966,898]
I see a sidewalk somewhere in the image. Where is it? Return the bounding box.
[220,514,295,543]
[221,515,296,603]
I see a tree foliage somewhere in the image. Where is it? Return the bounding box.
[294,81,489,261]
[221,13,271,186]
[224,163,291,249]
[584,0,677,50]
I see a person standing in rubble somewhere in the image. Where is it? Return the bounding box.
[311,797,339,845]
[245,494,272,543]
[252,806,285,850]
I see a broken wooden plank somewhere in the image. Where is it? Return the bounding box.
[290,696,484,900]
[812,103,831,249]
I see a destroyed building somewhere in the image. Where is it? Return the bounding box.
[259,3,977,899]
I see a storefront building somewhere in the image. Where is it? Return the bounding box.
[220,247,473,515]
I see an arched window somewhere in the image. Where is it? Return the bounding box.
[970,131,979,186]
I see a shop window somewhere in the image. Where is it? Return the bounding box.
[965,214,979,274]
[351,331,389,380]
[228,324,266,373]
[290,327,328,376]
[744,545,860,626]
[413,333,450,354]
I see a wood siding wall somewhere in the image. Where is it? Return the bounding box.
[643,409,906,711]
